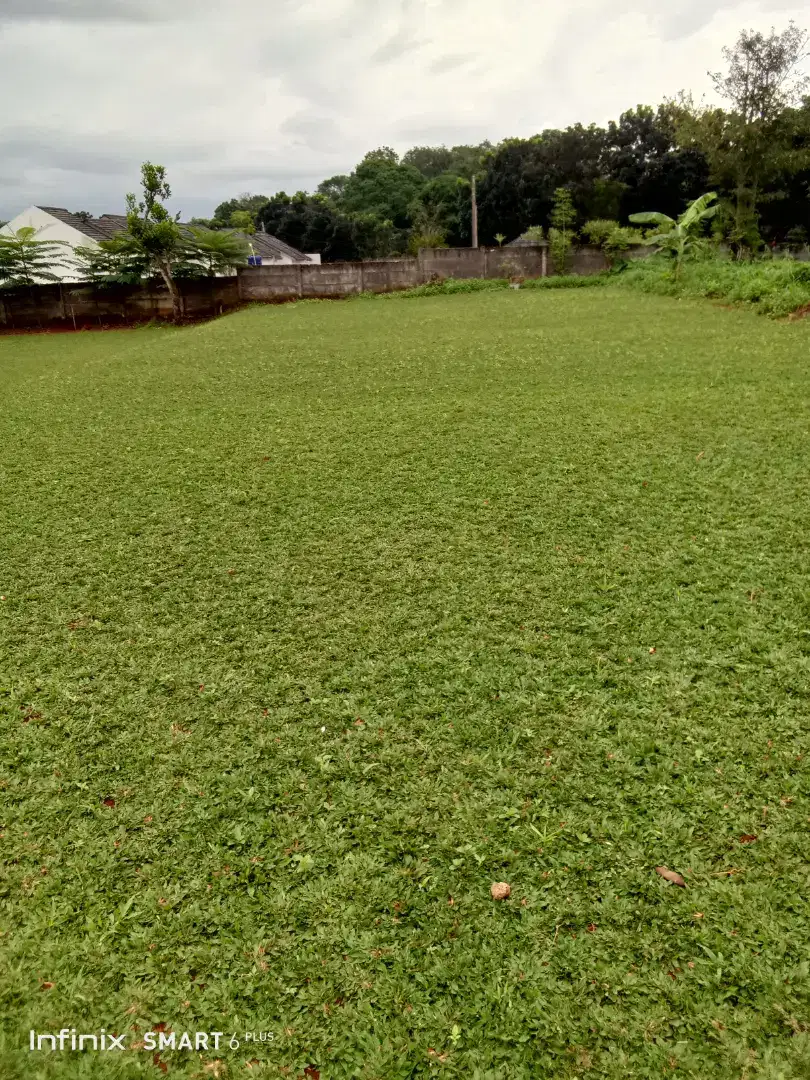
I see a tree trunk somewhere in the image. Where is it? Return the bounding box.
[158,263,182,322]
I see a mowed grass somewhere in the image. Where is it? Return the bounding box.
[1,290,810,1080]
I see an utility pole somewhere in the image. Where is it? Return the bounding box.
[471,173,479,248]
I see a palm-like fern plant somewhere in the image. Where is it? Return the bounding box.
[630,192,718,278]
[0,226,71,287]
[182,227,250,277]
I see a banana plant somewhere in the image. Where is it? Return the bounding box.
[630,192,718,278]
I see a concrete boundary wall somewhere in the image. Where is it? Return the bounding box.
[0,245,642,330]
[0,278,240,330]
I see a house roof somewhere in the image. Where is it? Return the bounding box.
[37,206,118,243]
[506,233,547,247]
[36,207,311,262]
[243,231,312,263]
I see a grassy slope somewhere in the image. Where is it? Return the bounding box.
[1,292,809,1079]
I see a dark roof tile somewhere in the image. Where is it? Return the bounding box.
[36,207,311,262]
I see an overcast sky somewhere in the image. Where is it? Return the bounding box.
[1,0,807,220]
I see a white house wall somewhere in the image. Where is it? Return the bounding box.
[1,207,99,282]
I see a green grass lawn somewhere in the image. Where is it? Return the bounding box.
[1,290,810,1079]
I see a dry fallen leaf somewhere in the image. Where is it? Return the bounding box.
[491,882,511,901]
[739,834,758,844]
[696,450,706,461]
[102,797,116,809]
[40,981,54,991]
[655,866,686,887]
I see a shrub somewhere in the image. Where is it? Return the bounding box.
[581,220,645,267]
[408,230,448,256]
[614,252,810,317]
[581,220,618,247]
[520,225,545,243]
[603,226,644,264]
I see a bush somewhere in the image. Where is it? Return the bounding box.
[581,220,618,247]
[582,220,645,266]
[614,253,810,317]
[603,226,644,263]
[408,231,448,256]
[520,225,545,243]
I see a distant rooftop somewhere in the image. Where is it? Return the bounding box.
[36,207,311,262]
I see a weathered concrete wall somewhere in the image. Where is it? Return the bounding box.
[359,258,422,292]
[417,246,547,280]
[237,259,422,301]
[418,245,553,279]
[568,247,609,276]
[0,244,650,331]
[0,277,240,329]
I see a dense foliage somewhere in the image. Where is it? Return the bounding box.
[0,226,71,287]
[199,25,810,261]
[615,252,810,317]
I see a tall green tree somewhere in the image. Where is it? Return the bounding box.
[255,192,395,261]
[401,143,493,180]
[408,172,468,247]
[401,146,455,178]
[476,127,608,243]
[316,175,350,202]
[116,162,187,318]
[339,148,426,241]
[604,105,710,222]
[548,187,578,274]
[212,193,269,230]
[673,24,810,250]
[228,210,255,234]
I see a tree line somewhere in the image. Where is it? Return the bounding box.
[195,23,809,260]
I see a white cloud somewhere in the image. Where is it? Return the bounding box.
[0,0,807,218]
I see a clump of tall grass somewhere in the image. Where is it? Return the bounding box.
[615,252,810,317]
